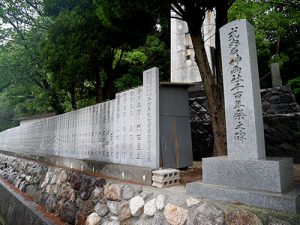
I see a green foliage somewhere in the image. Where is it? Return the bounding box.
[229,0,300,89]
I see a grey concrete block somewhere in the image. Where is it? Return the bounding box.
[186,181,300,213]
[202,156,294,193]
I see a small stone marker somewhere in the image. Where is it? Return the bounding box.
[271,63,283,87]
[187,19,298,213]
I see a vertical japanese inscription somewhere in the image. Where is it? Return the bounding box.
[228,26,246,143]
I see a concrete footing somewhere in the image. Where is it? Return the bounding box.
[186,181,300,213]
[0,150,153,185]
[0,179,55,225]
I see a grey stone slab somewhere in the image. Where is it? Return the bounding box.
[202,156,294,193]
[220,19,265,160]
[186,181,300,213]
[271,63,282,87]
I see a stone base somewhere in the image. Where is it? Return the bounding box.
[203,156,294,192]
[186,181,300,213]
[0,150,153,185]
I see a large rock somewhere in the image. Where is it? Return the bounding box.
[85,213,101,225]
[164,203,188,225]
[104,184,122,201]
[75,200,95,225]
[59,201,78,225]
[121,185,136,200]
[187,203,224,225]
[225,209,262,225]
[45,194,57,213]
[156,194,166,211]
[94,200,109,217]
[130,196,144,217]
[118,201,131,221]
[144,198,157,216]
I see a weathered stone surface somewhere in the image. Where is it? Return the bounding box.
[164,203,188,225]
[59,201,78,225]
[144,198,157,216]
[57,170,68,184]
[156,194,166,211]
[225,209,262,225]
[152,214,166,225]
[57,184,76,202]
[90,187,103,203]
[45,194,57,213]
[121,185,136,200]
[26,185,38,197]
[186,197,201,208]
[70,173,82,190]
[139,191,153,201]
[85,212,101,225]
[94,200,109,217]
[187,203,224,225]
[118,201,131,221]
[94,178,106,187]
[104,184,122,201]
[130,196,144,217]
[75,200,95,225]
[107,200,120,215]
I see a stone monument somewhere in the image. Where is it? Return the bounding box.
[187,19,299,213]
[271,63,283,87]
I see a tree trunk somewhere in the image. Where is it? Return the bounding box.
[70,84,77,110]
[95,67,103,103]
[188,27,227,156]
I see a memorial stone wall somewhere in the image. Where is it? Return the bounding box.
[0,68,159,169]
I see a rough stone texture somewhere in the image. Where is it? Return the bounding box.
[187,203,224,225]
[85,212,101,225]
[164,203,188,225]
[202,156,294,193]
[130,196,144,217]
[75,200,95,225]
[152,214,166,225]
[121,185,136,200]
[104,184,122,201]
[59,201,78,224]
[107,200,120,215]
[144,198,157,216]
[156,194,166,211]
[94,200,109,217]
[186,197,201,208]
[118,201,131,221]
[45,194,57,213]
[225,209,263,225]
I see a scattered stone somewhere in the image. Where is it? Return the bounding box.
[104,184,122,201]
[130,196,144,217]
[164,203,188,225]
[118,201,131,221]
[186,197,201,208]
[226,209,263,225]
[121,185,136,200]
[26,185,38,197]
[94,200,109,217]
[156,194,166,211]
[187,203,224,225]
[85,212,101,225]
[144,198,157,216]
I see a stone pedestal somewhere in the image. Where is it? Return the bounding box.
[187,19,299,213]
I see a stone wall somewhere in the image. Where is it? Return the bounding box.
[0,154,298,225]
[190,86,300,162]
